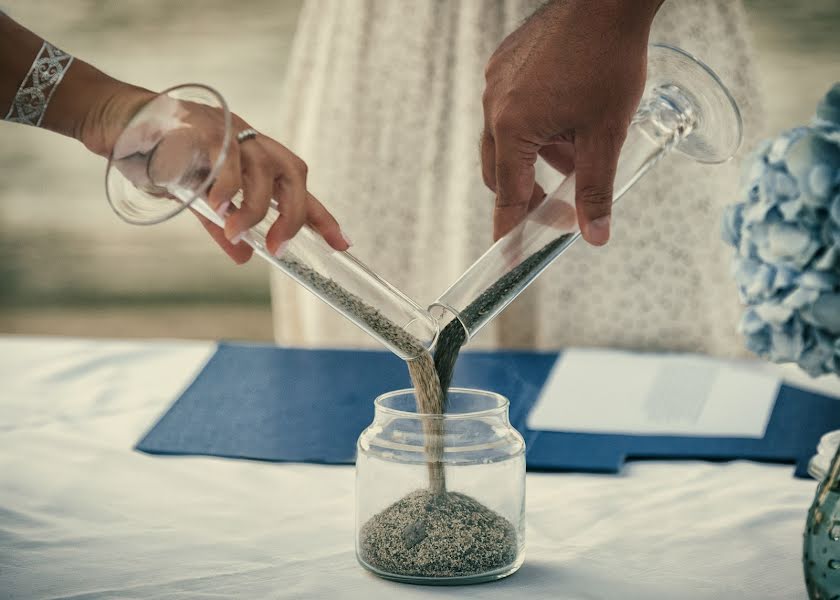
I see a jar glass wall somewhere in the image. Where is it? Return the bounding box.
[355,388,526,585]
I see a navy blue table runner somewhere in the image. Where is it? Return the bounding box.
[136,342,840,478]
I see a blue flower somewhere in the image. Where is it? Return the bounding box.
[724,84,840,376]
[813,245,838,271]
[770,315,806,362]
[810,293,840,334]
[816,83,840,126]
[782,286,820,309]
[823,219,840,247]
[831,194,840,225]
[798,329,836,377]
[750,222,821,269]
[721,204,742,247]
[786,132,840,206]
[766,128,807,165]
[772,266,799,291]
[799,270,837,290]
[732,256,777,301]
[809,164,835,199]
[744,330,771,358]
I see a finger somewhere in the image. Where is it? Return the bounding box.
[225,142,274,244]
[531,190,577,230]
[574,125,627,246]
[527,181,547,213]
[498,182,547,265]
[263,173,307,256]
[207,150,242,222]
[305,193,350,251]
[258,138,308,255]
[192,209,253,264]
[538,142,575,175]
[493,132,539,241]
[480,129,497,192]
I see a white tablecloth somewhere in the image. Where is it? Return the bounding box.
[0,336,820,599]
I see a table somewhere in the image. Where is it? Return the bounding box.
[0,336,820,599]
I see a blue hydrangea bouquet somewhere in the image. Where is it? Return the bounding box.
[723,84,840,377]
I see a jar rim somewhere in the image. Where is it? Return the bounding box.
[374,387,509,419]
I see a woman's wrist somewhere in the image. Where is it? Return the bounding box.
[43,61,155,157]
[1,14,155,158]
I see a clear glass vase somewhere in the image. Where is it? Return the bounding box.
[104,84,439,360]
[355,388,526,585]
[804,430,840,599]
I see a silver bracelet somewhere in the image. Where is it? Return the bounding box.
[4,41,74,127]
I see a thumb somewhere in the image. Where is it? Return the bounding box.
[574,126,626,246]
[493,132,539,241]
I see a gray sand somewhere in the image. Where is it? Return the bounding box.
[359,489,519,578]
[406,353,447,495]
[278,254,427,359]
[434,233,574,395]
[281,252,447,492]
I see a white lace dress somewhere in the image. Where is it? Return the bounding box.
[270,0,764,357]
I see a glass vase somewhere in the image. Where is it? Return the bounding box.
[355,388,526,585]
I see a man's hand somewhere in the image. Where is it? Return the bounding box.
[481,0,662,244]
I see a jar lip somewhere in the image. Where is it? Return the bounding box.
[374,387,509,419]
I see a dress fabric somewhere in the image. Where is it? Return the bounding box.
[270,0,764,357]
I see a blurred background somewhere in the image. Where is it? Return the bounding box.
[1,0,838,342]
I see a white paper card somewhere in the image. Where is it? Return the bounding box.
[526,349,782,438]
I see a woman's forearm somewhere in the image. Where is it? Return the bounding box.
[0,12,347,261]
[0,13,153,156]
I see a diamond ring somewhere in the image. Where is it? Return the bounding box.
[236,128,259,143]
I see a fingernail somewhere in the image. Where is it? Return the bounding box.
[228,231,243,245]
[215,200,230,218]
[274,241,289,257]
[585,216,610,246]
[340,229,353,247]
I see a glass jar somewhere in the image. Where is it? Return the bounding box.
[804,430,840,599]
[355,388,526,585]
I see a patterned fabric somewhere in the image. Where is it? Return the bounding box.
[4,41,74,127]
[271,0,764,357]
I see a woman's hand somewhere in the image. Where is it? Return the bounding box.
[1,13,348,263]
[85,84,350,264]
[481,0,662,245]
[176,105,350,264]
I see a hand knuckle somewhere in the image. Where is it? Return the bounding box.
[492,109,521,138]
[602,122,629,147]
[578,184,613,207]
[254,156,272,173]
[483,60,495,83]
[291,157,308,179]
[481,169,495,189]
[481,87,493,110]
[243,202,268,222]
